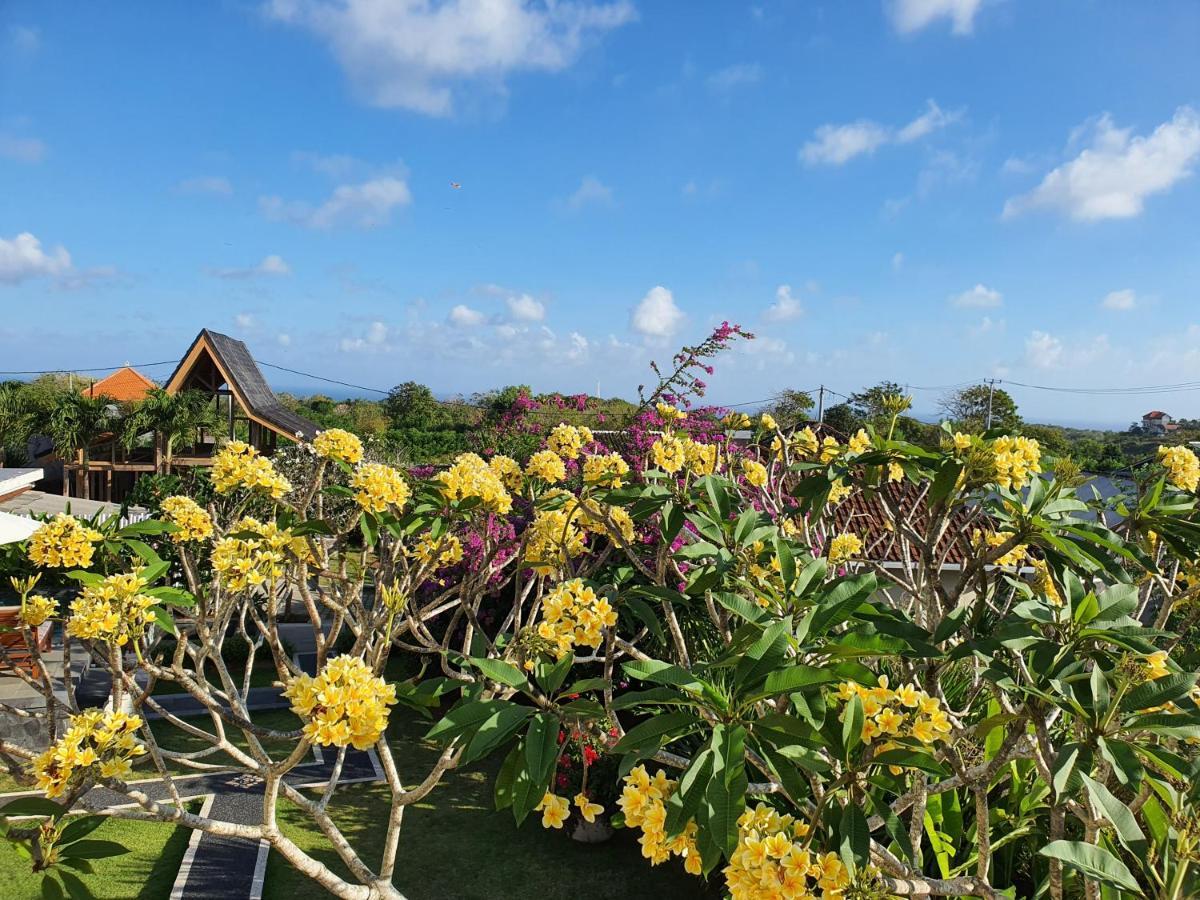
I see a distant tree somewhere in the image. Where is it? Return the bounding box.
[848,381,910,427]
[0,383,33,467]
[348,402,388,436]
[1021,423,1070,456]
[122,389,220,471]
[385,382,439,428]
[820,403,860,436]
[938,384,1021,432]
[49,393,117,498]
[766,389,814,428]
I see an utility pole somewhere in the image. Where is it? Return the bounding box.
[817,385,825,423]
[985,378,997,430]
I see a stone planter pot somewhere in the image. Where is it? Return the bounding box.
[571,817,614,843]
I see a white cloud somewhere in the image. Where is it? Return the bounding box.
[891,251,905,270]
[896,100,957,142]
[886,0,983,35]
[176,175,233,196]
[566,175,614,210]
[339,320,391,352]
[801,99,959,166]
[951,283,1002,308]
[968,315,1004,337]
[209,254,292,279]
[6,25,40,54]
[801,121,890,166]
[0,134,46,163]
[0,232,71,285]
[1102,288,1136,311]
[277,333,293,347]
[449,304,486,327]
[631,286,685,338]
[1025,330,1063,369]
[265,0,635,116]
[506,293,545,322]
[765,284,804,322]
[707,63,762,92]
[1004,107,1200,221]
[261,176,412,228]
[235,313,256,329]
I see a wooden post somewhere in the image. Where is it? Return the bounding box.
[105,469,113,501]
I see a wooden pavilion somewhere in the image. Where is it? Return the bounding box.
[61,329,318,501]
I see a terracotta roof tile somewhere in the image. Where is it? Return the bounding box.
[81,367,155,403]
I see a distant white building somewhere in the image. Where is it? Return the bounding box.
[1142,410,1176,435]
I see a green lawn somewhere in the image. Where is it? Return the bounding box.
[263,713,713,900]
[0,804,196,899]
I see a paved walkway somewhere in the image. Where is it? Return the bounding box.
[68,650,379,899]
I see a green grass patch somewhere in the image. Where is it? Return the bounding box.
[263,712,713,900]
[0,801,198,899]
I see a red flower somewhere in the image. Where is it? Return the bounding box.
[583,746,599,765]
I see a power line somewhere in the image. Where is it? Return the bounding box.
[256,361,390,397]
[0,360,177,376]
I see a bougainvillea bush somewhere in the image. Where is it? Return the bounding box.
[2,329,1200,899]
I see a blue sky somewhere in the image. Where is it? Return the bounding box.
[2,1,1199,427]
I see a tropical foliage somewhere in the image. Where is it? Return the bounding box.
[1,330,1199,900]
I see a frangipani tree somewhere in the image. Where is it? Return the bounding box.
[0,329,1197,900]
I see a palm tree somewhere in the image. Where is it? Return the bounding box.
[48,392,117,499]
[0,384,33,467]
[123,389,218,473]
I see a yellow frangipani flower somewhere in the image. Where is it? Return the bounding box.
[526,449,567,483]
[656,402,687,423]
[991,435,1041,491]
[548,423,589,460]
[760,413,778,431]
[488,455,525,492]
[827,532,862,564]
[574,793,605,824]
[537,792,571,829]
[285,655,397,751]
[534,578,616,659]
[27,514,103,569]
[20,594,56,628]
[30,710,145,799]
[582,452,630,488]
[651,434,687,474]
[1159,445,1200,492]
[67,572,157,646]
[435,453,512,515]
[211,441,292,499]
[350,462,410,513]
[847,429,870,455]
[740,458,768,488]
[160,495,214,543]
[312,428,364,465]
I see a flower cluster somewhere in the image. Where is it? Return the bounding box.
[67,572,157,646]
[535,578,617,659]
[582,452,630,488]
[284,655,397,750]
[526,449,567,484]
[350,462,410,513]
[407,533,464,568]
[526,508,587,576]
[685,440,718,476]
[31,710,146,798]
[847,429,871,456]
[617,766,703,874]
[27,514,103,569]
[723,412,751,429]
[547,423,594,459]
[725,803,851,900]
[535,792,571,828]
[826,532,862,565]
[741,458,768,488]
[313,428,364,465]
[19,595,56,628]
[651,434,687,473]
[20,594,56,628]
[658,402,688,423]
[488,455,524,492]
[435,453,513,514]
[760,413,778,431]
[837,676,953,746]
[1030,558,1062,606]
[990,435,1041,491]
[160,495,214,543]
[212,517,309,592]
[211,441,292,499]
[1159,445,1200,492]
[973,529,1027,567]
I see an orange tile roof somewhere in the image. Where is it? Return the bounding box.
[81,366,156,403]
